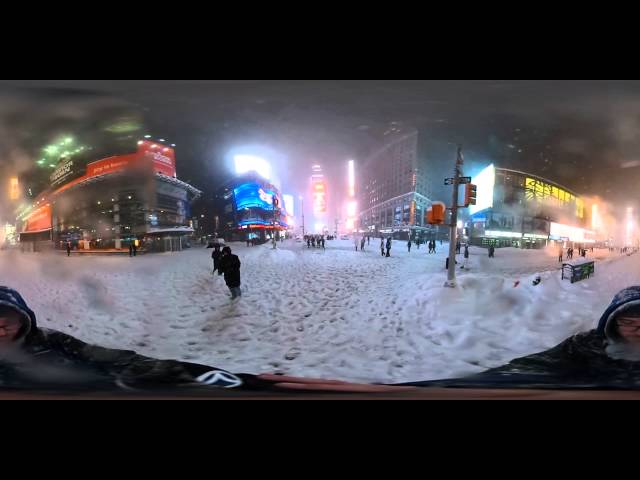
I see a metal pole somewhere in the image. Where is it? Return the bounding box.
[272,198,277,249]
[301,198,305,237]
[445,146,464,288]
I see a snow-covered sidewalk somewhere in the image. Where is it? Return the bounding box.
[1,240,638,383]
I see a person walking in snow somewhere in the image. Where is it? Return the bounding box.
[407,239,412,253]
[360,236,366,251]
[307,236,311,248]
[380,237,385,257]
[321,236,325,249]
[211,244,222,275]
[218,246,242,299]
[456,240,461,255]
[488,245,495,258]
[66,241,71,257]
[463,244,469,269]
[367,236,370,246]
[312,236,316,248]
[354,235,359,252]
[558,247,563,263]
[385,237,392,257]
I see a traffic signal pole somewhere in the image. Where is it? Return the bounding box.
[445,147,464,288]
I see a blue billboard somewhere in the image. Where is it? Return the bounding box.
[234,183,277,210]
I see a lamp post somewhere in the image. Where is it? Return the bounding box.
[299,196,305,237]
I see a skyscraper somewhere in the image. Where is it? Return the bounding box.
[357,122,432,238]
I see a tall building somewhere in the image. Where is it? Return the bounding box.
[357,122,432,239]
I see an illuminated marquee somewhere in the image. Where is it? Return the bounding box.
[312,175,327,214]
[525,177,584,219]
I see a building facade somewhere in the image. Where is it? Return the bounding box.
[214,173,289,243]
[467,164,594,248]
[17,140,201,253]
[357,123,433,239]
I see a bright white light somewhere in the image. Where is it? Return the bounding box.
[159,139,166,142]
[314,222,326,233]
[592,204,600,230]
[485,230,523,238]
[137,140,144,145]
[144,135,151,138]
[470,164,495,215]
[347,201,357,217]
[348,160,355,197]
[456,220,463,229]
[170,144,176,147]
[234,155,272,180]
[550,222,594,242]
[283,194,294,216]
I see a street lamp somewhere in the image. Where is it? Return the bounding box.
[299,195,305,237]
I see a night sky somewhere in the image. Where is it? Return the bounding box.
[2,80,640,213]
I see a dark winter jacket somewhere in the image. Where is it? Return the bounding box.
[218,254,241,288]
[406,287,640,390]
[211,248,222,270]
[0,287,243,391]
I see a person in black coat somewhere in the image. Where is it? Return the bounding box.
[211,244,222,275]
[385,237,392,257]
[66,241,71,257]
[0,287,245,390]
[218,246,242,299]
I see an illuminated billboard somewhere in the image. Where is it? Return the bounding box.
[234,183,277,210]
[283,194,294,216]
[22,204,53,233]
[234,155,271,180]
[9,177,19,200]
[524,176,583,219]
[348,160,355,197]
[469,164,495,215]
[312,176,327,214]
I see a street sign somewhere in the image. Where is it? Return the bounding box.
[445,176,471,185]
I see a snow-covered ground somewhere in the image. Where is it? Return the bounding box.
[1,239,638,383]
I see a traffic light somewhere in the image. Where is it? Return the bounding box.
[464,184,477,207]
[427,202,446,224]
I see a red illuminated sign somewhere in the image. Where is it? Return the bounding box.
[139,142,176,177]
[23,205,52,233]
[312,177,327,214]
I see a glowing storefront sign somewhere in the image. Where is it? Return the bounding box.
[485,230,522,238]
[550,222,594,242]
[469,164,495,215]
